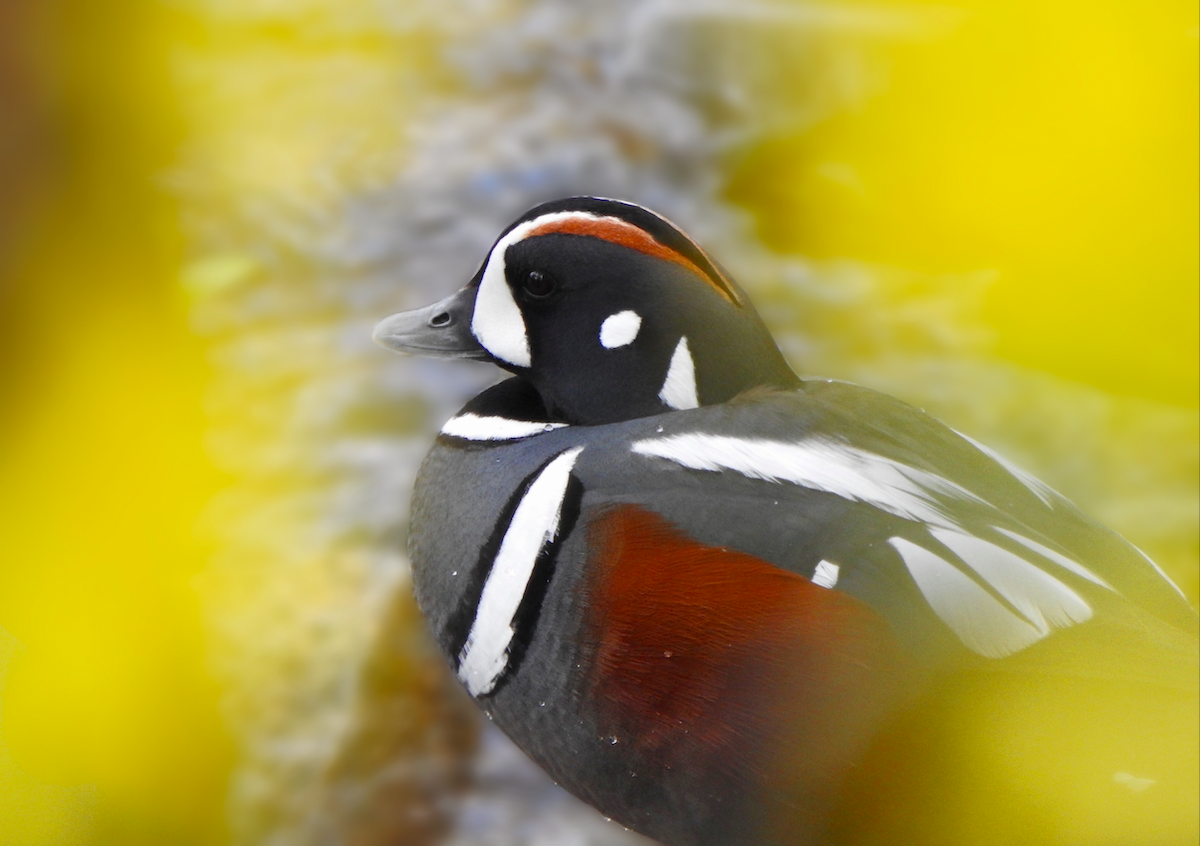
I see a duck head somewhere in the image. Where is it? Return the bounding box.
[373,197,799,425]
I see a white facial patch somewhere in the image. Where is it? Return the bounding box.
[457,447,584,697]
[599,310,642,349]
[658,336,699,410]
[472,210,609,368]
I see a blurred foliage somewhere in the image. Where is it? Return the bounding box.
[727,0,1199,408]
[0,1,1195,845]
[0,1,229,844]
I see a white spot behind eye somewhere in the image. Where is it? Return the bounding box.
[658,336,698,410]
[599,310,642,349]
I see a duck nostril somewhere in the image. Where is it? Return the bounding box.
[429,311,452,328]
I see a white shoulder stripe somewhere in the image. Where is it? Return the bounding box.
[631,433,983,527]
[992,527,1113,590]
[930,528,1092,633]
[658,336,699,410]
[890,537,1044,659]
[441,413,567,441]
[457,447,584,697]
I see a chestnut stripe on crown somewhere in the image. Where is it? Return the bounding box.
[523,214,737,304]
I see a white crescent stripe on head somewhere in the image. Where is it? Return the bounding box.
[440,413,567,441]
[599,310,642,349]
[457,447,584,697]
[658,336,699,410]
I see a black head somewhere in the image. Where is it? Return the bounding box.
[374,197,799,425]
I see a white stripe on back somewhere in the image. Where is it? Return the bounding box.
[1132,544,1189,601]
[631,433,984,527]
[992,527,1113,590]
[890,537,1045,659]
[441,413,567,441]
[631,432,1105,657]
[457,447,584,697]
[954,429,1059,507]
[930,527,1092,633]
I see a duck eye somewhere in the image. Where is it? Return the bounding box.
[523,270,557,299]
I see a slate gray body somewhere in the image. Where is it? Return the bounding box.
[408,377,1198,846]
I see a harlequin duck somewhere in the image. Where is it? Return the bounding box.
[374,197,1198,846]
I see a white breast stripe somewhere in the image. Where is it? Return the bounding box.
[457,447,584,697]
[441,413,568,441]
[930,528,1092,633]
[992,527,1113,590]
[955,430,1059,507]
[599,310,642,349]
[631,433,985,527]
[890,537,1044,659]
[658,336,699,410]
[812,560,840,589]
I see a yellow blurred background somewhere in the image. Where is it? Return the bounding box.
[0,1,1195,844]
